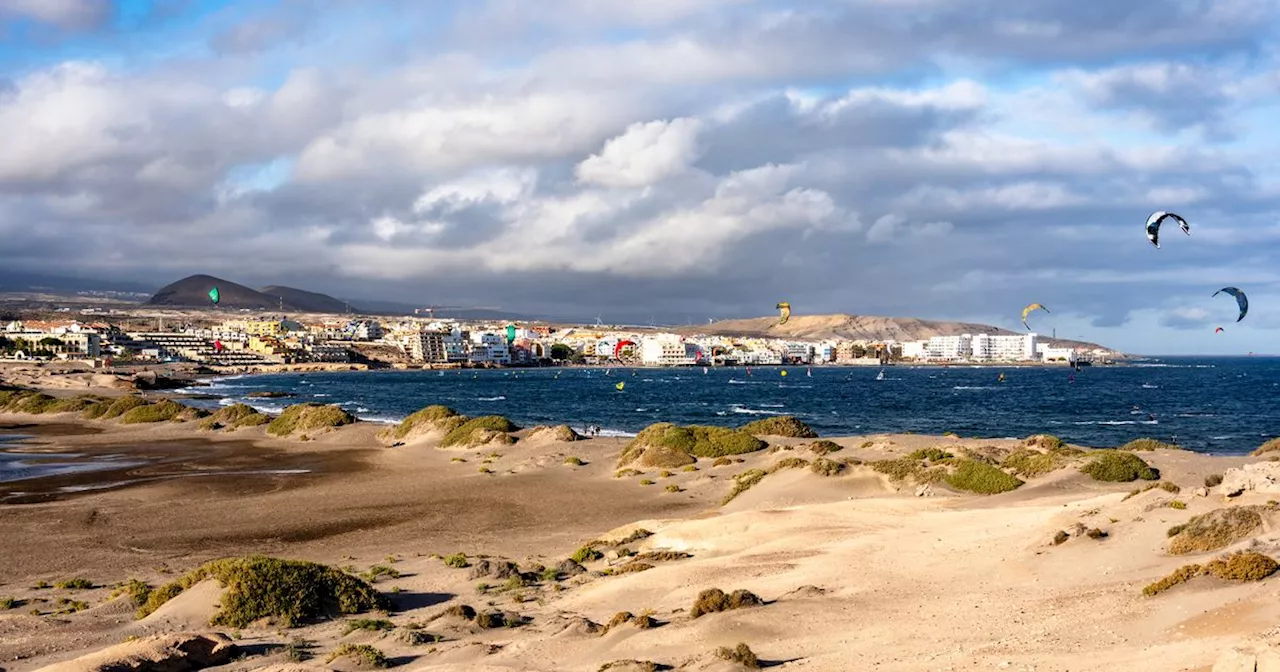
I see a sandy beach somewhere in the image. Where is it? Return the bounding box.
[2,373,1279,672]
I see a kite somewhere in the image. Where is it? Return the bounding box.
[615,382,625,391]
[1215,327,1225,334]
[208,287,220,305]
[1145,211,1190,249]
[781,370,788,377]
[614,340,637,360]
[776,302,791,325]
[1021,303,1048,331]
[1213,287,1248,322]
[505,324,516,344]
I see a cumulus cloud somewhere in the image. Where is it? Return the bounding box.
[2,0,1280,353]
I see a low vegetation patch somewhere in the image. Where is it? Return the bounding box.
[135,556,386,627]
[1124,481,1181,501]
[565,456,586,466]
[570,545,604,564]
[1168,506,1266,555]
[768,457,810,472]
[598,661,657,672]
[443,553,470,569]
[1143,564,1204,596]
[325,644,387,668]
[944,460,1024,494]
[715,643,760,669]
[739,416,818,438]
[266,403,357,437]
[690,588,763,618]
[362,565,400,583]
[1001,449,1068,478]
[0,597,21,609]
[343,618,395,635]
[1205,551,1280,582]
[808,440,842,455]
[46,396,101,414]
[1170,500,1187,510]
[118,400,187,424]
[1025,434,1065,451]
[1120,438,1179,452]
[441,415,519,448]
[620,423,766,468]
[198,403,269,431]
[664,484,681,493]
[810,457,844,477]
[721,469,767,505]
[56,578,93,590]
[97,395,149,420]
[1251,438,1280,457]
[870,458,945,485]
[384,405,460,441]
[906,448,953,462]
[712,457,733,467]
[1080,451,1159,483]
[1206,474,1224,488]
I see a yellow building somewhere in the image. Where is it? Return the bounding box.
[248,335,289,357]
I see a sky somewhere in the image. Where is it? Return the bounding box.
[1,0,1279,354]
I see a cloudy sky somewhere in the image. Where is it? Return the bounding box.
[2,0,1279,353]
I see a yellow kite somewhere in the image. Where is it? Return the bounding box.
[1021,303,1048,331]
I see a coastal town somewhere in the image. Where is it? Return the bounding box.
[0,312,1119,370]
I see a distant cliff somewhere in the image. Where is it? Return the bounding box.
[677,314,1115,352]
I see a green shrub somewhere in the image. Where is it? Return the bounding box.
[55,578,93,590]
[440,415,519,448]
[570,545,603,564]
[362,565,400,582]
[7,392,58,414]
[1170,500,1187,510]
[739,416,818,438]
[1206,474,1224,488]
[811,458,844,477]
[1169,506,1266,555]
[808,440,842,455]
[715,643,760,669]
[199,403,269,431]
[564,456,585,466]
[1204,551,1280,582]
[870,458,943,483]
[944,460,1024,494]
[98,395,149,420]
[1080,451,1159,483]
[722,469,767,505]
[906,448,953,462]
[665,484,681,493]
[1025,434,1065,450]
[1119,438,1179,452]
[1001,449,1067,478]
[769,457,810,472]
[1143,564,1203,596]
[712,457,732,467]
[639,479,654,486]
[386,405,460,440]
[443,553,469,569]
[45,395,100,414]
[343,618,394,635]
[0,597,20,609]
[135,556,386,627]
[689,588,762,618]
[619,423,766,468]
[119,400,187,424]
[598,661,657,672]
[325,644,387,668]
[120,579,151,606]
[682,465,698,472]
[266,404,357,437]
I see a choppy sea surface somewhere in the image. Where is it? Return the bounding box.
[181,357,1280,456]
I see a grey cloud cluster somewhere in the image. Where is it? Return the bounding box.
[0,0,107,30]
[1,0,1279,348]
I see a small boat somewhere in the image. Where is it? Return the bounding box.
[876,369,885,381]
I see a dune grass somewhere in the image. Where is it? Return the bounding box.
[1204,551,1280,581]
[96,395,150,420]
[1251,438,1280,457]
[715,643,760,669]
[807,440,843,455]
[1119,438,1179,452]
[1080,451,1159,483]
[1001,449,1068,478]
[118,399,187,424]
[266,403,357,437]
[135,556,386,627]
[325,644,387,668]
[1143,564,1204,596]
[810,457,844,477]
[385,405,460,440]
[440,415,519,448]
[906,448,953,462]
[768,457,810,472]
[1024,434,1065,450]
[944,459,1024,494]
[198,403,270,431]
[721,469,767,505]
[619,423,766,468]
[1168,506,1266,555]
[739,416,818,438]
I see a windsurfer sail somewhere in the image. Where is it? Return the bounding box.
[876,369,885,381]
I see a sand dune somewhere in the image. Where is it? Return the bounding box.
[1,401,1277,670]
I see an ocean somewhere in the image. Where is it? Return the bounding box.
[183,357,1280,456]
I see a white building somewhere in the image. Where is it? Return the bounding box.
[469,332,511,365]
[641,337,698,366]
[900,341,927,360]
[1037,343,1074,363]
[407,332,447,362]
[971,333,1038,362]
[924,334,972,361]
[352,321,383,341]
